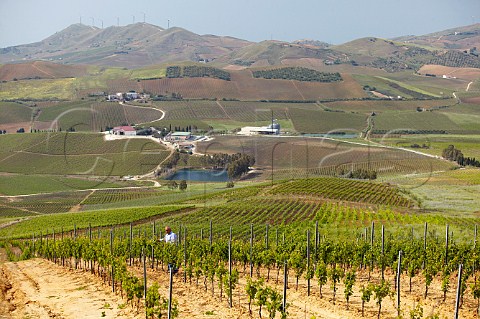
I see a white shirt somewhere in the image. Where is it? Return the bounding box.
[164,232,177,243]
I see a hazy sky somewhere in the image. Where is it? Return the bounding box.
[1,0,479,48]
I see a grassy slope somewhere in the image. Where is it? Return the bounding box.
[0,132,170,176]
[0,102,32,125]
[0,175,121,196]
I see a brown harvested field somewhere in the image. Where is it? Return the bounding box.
[0,121,31,133]
[222,64,247,70]
[32,121,56,131]
[324,98,458,113]
[106,78,142,94]
[0,61,88,81]
[139,70,365,100]
[461,96,480,104]
[418,64,480,81]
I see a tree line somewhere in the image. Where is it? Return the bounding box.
[166,66,231,81]
[252,67,342,82]
[442,145,480,167]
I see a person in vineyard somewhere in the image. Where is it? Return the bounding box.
[162,226,178,243]
[161,226,179,273]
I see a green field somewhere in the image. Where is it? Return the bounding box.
[373,134,480,158]
[0,133,170,176]
[0,205,189,239]
[0,102,33,125]
[372,111,468,133]
[288,107,367,133]
[0,175,121,196]
[0,78,76,100]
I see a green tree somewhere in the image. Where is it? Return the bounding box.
[179,180,187,191]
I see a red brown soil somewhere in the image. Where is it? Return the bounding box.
[1,246,477,319]
[462,96,480,104]
[0,122,31,133]
[419,65,480,81]
[0,61,88,82]
[138,70,365,100]
[0,258,143,319]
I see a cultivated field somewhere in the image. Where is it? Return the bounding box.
[0,132,170,176]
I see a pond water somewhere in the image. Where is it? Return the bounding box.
[165,169,229,182]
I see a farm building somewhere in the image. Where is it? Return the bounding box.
[125,92,140,100]
[112,126,136,136]
[164,132,191,141]
[238,122,280,135]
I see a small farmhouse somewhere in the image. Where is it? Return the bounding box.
[164,131,191,141]
[112,126,136,136]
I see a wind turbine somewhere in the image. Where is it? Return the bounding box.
[90,17,94,26]
[141,12,146,23]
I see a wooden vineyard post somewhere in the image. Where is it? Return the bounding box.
[475,225,478,249]
[61,227,64,240]
[209,220,213,248]
[53,229,56,264]
[307,229,311,296]
[143,247,147,298]
[201,228,204,240]
[151,243,155,270]
[129,223,133,266]
[178,225,182,247]
[110,228,115,293]
[250,224,254,278]
[454,264,463,319]
[152,221,156,241]
[229,226,233,308]
[283,261,288,312]
[168,266,174,319]
[445,224,449,265]
[265,224,269,249]
[381,225,385,280]
[423,222,427,269]
[396,250,402,317]
[371,222,375,271]
[473,224,477,276]
[183,227,187,283]
[74,223,77,239]
[32,233,35,257]
[89,223,92,242]
[314,221,318,263]
[371,221,375,246]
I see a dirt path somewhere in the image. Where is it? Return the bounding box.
[467,81,474,92]
[0,254,477,319]
[0,258,142,319]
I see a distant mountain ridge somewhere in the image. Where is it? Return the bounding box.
[0,23,252,68]
[1,22,480,71]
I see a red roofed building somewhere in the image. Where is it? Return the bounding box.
[112,126,136,136]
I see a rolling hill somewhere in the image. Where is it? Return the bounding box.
[2,22,480,72]
[0,61,90,81]
[394,23,480,50]
[0,23,252,68]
